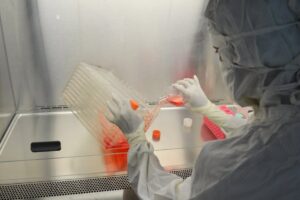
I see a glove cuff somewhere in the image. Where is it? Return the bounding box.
[190,101,231,126]
[126,123,147,146]
[190,100,213,113]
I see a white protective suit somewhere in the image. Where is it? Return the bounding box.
[109,0,300,199]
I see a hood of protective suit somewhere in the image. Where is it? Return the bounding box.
[204,0,300,108]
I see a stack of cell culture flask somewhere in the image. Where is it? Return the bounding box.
[63,63,160,172]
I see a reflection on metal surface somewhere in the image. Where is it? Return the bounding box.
[0,111,102,162]
[0,10,15,142]
[0,107,203,198]
[0,0,229,111]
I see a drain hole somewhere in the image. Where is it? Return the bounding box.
[31,141,61,152]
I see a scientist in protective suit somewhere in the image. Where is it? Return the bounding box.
[107,0,300,199]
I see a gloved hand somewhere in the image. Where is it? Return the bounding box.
[106,95,146,146]
[173,75,248,138]
[172,75,209,108]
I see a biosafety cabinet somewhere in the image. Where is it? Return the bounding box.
[0,1,228,199]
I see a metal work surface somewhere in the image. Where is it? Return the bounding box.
[0,107,204,199]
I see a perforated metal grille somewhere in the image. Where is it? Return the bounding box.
[0,169,192,200]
